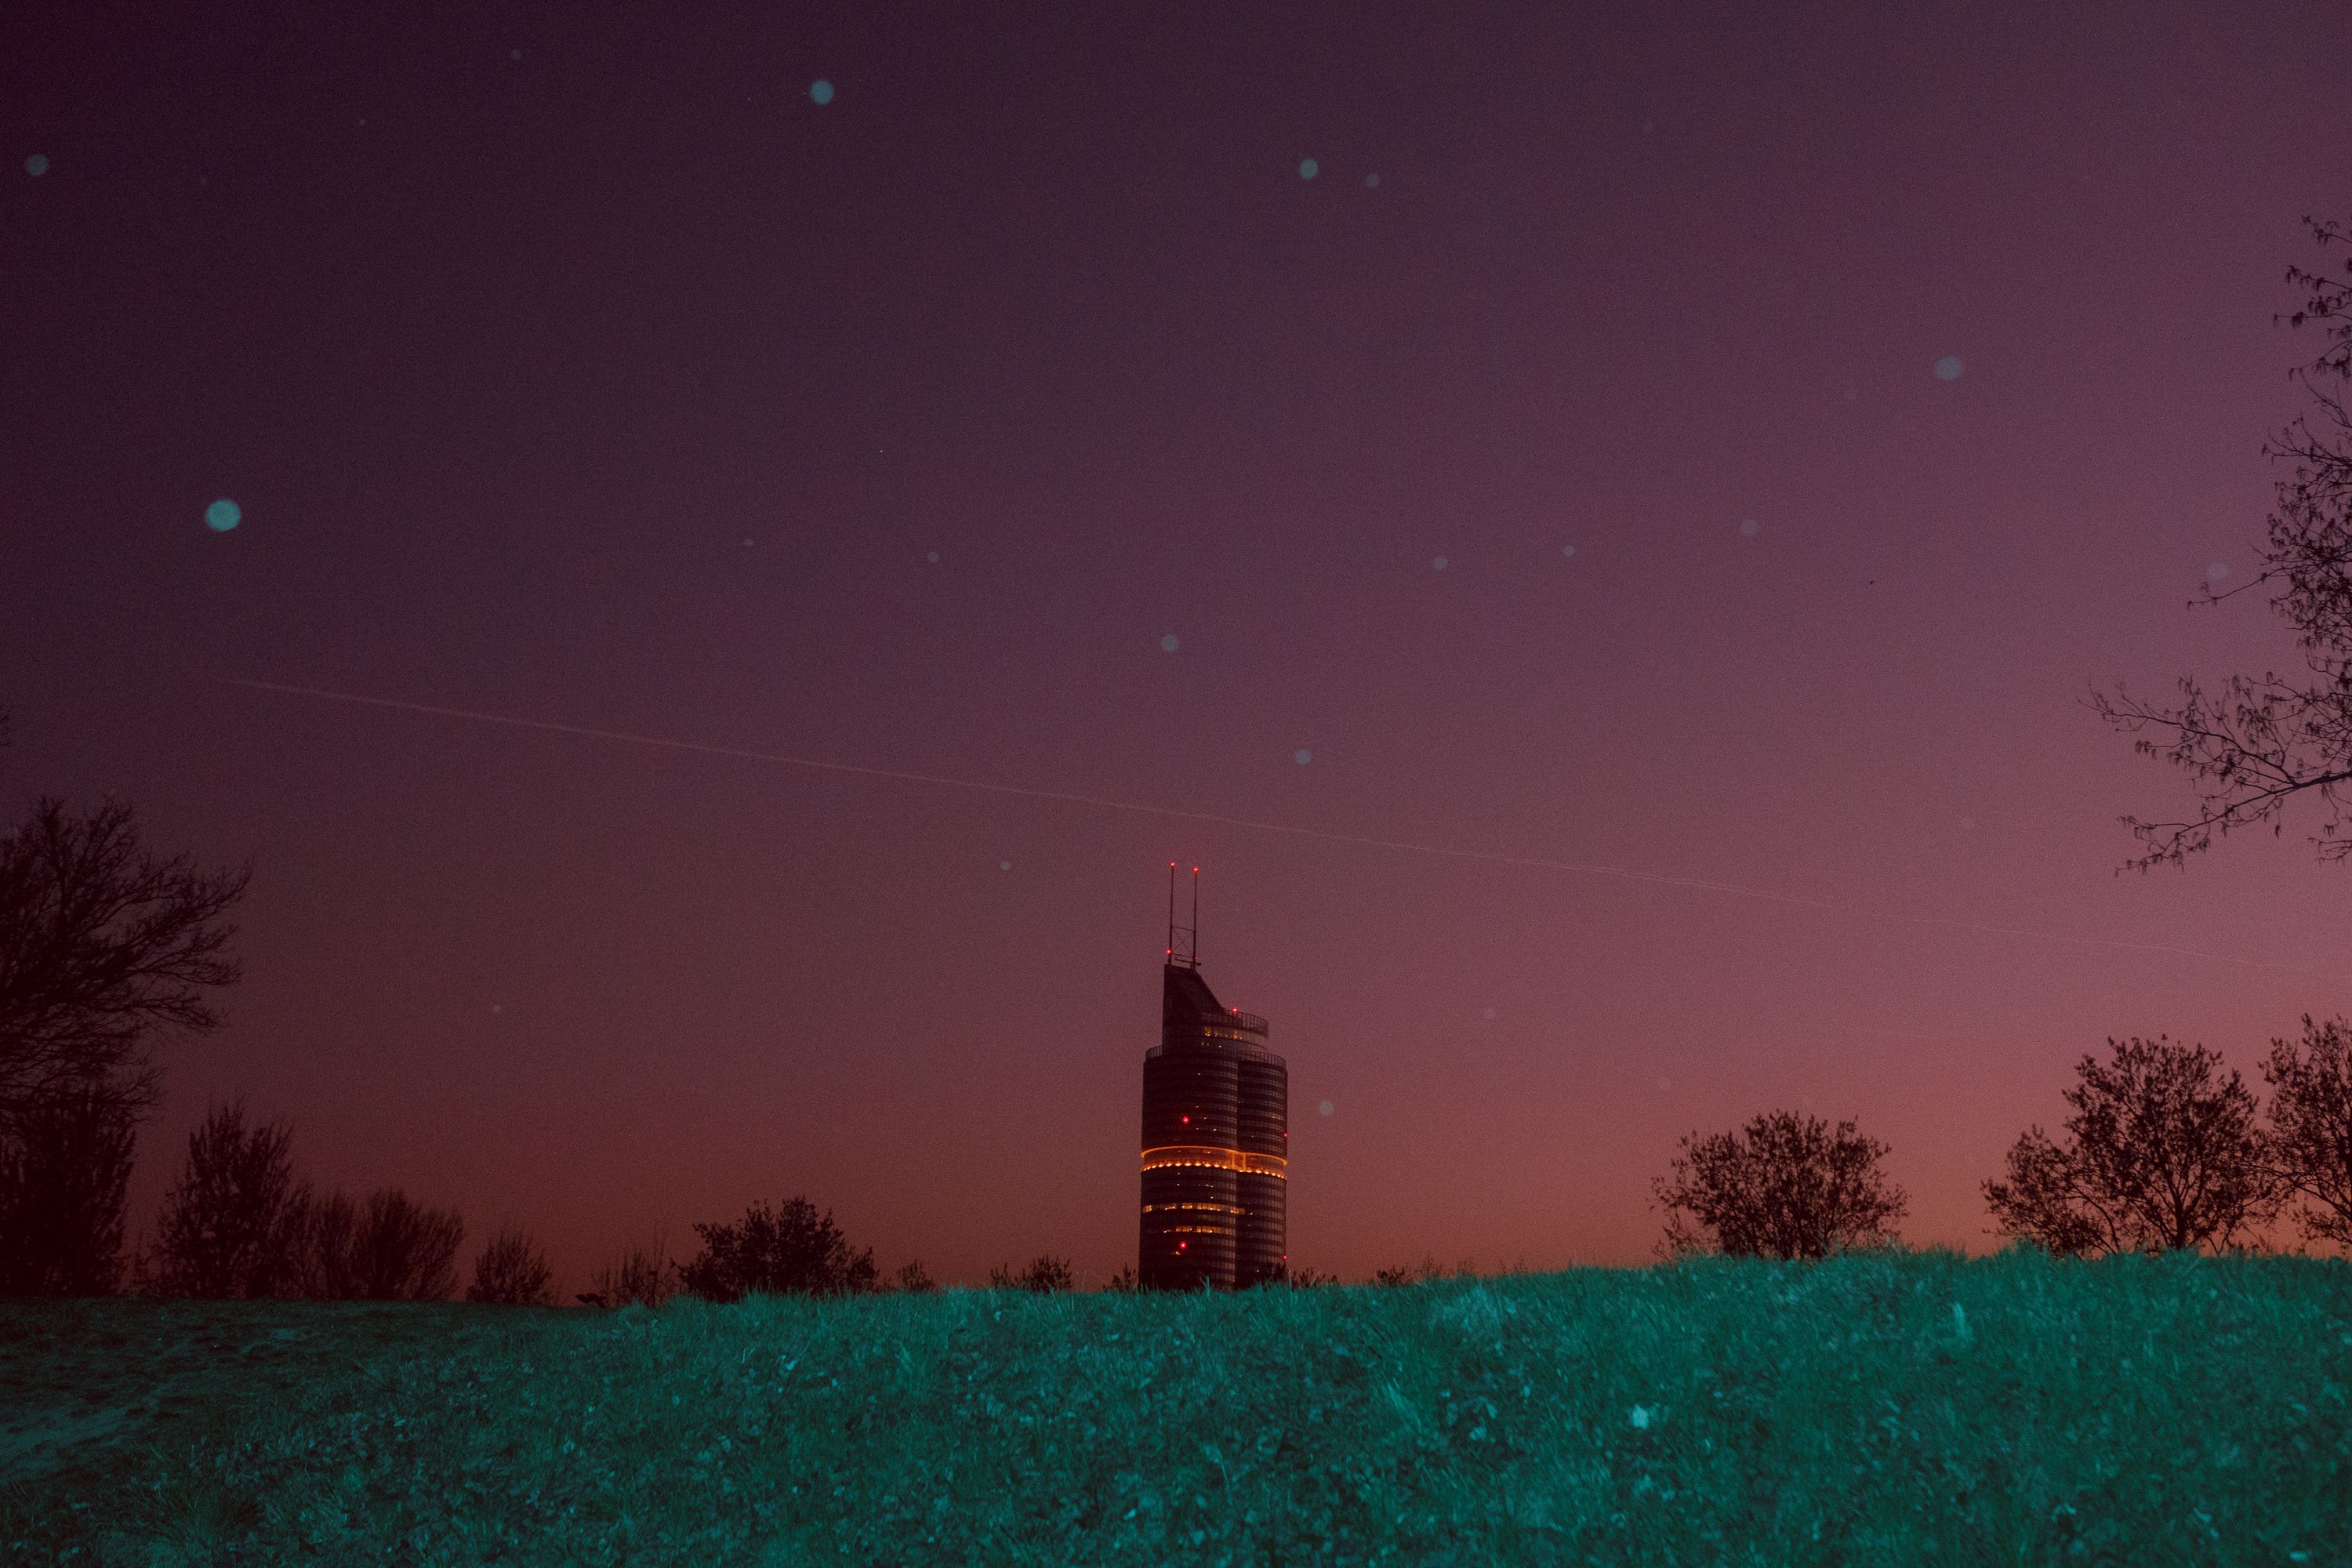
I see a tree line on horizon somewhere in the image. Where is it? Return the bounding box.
[8,982,2352,1306]
[5,216,2352,1304]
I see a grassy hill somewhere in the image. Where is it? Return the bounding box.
[2,1243,2347,1565]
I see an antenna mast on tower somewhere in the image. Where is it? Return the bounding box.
[1165,861,1200,971]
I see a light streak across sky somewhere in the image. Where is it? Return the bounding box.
[214,675,2352,987]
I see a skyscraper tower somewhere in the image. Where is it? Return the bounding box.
[1139,864,1287,1290]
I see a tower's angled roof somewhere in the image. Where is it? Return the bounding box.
[1162,961,1229,1029]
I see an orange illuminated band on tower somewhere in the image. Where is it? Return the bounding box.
[1140,1145,1288,1178]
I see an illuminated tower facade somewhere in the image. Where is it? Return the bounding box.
[1139,866,1287,1291]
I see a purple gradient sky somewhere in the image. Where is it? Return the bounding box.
[5,3,2350,1295]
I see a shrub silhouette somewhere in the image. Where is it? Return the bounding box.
[888,1259,938,1294]
[0,1079,137,1297]
[1651,1109,1910,1261]
[146,1098,303,1299]
[675,1198,877,1304]
[987,1254,1073,1292]
[578,1234,677,1309]
[1101,1262,1141,1293]
[1984,1033,2288,1257]
[346,1189,466,1301]
[1253,1262,1335,1289]
[466,1222,556,1306]
[2256,1012,2352,1250]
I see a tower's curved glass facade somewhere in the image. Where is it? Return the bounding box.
[1140,962,1287,1290]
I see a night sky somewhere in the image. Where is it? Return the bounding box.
[7,3,2350,1297]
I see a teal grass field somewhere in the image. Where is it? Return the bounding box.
[2,1243,2347,1566]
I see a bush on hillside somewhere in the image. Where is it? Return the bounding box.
[675,1197,877,1304]
[466,1222,557,1306]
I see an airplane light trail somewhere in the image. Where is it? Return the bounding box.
[214,675,2352,987]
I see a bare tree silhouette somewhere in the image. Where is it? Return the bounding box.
[1101,1263,1142,1293]
[0,1075,138,1296]
[2258,1014,2352,1251]
[1982,1034,2290,1257]
[0,763,252,1145]
[274,1186,363,1300]
[466,1221,557,1306]
[2088,217,2352,872]
[347,1189,466,1301]
[887,1258,938,1294]
[144,1098,303,1299]
[1650,1109,1910,1262]
[986,1254,1073,1293]
[675,1197,877,1305]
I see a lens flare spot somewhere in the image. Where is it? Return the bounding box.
[1298,158,1319,180]
[1318,1099,1334,1117]
[2206,562,2230,583]
[1738,519,1758,537]
[999,860,1011,871]
[1935,355,1963,381]
[205,499,241,532]
[1364,172,1380,188]
[811,79,835,105]
[1561,543,1576,557]
[1432,555,1447,569]
[927,551,938,563]
[1293,749,1312,765]
[1161,633,1179,653]
[24,154,49,177]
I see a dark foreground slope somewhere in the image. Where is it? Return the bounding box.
[2,1246,2347,1565]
